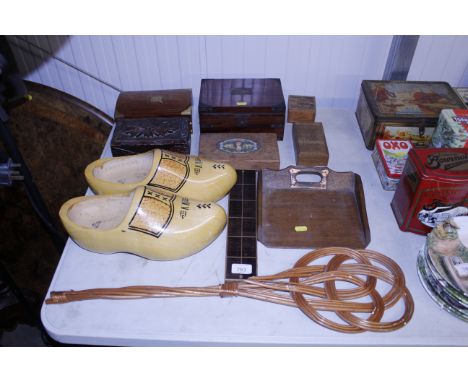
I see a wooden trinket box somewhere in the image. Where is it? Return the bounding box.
[292,122,329,166]
[355,80,466,150]
[287,95,316,123]
[112,89,193,156]
[198,78,286,139]
[199,133,280,170]
[111,117,191,156]
[257,166,370,249]
[391,148,468,235]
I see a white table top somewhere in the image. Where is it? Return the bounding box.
[41,109,468,346]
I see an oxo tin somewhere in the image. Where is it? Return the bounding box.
[372,139,413,191]
[391,148,468,235]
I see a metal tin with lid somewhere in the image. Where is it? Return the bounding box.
[372,139,412,191]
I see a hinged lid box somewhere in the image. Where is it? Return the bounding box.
[391,148,468,235]
[355,80,466,150]
[112,89,193,156]
[198,78,286,139]
[111,117,191,157]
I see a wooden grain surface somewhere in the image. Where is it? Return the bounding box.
[292,122,329,166]
[115,89,192,119]
[257,166,370,249]
[199,133,279,170]
[287,95,316,123]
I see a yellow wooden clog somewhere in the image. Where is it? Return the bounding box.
[59,186,227,260]
[85,149,237,201]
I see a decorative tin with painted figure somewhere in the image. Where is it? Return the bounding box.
[355,80,466,150]
[432,109,468,148]
[391,147,468,235]
[372,139,413,191]
[455,88,468,106]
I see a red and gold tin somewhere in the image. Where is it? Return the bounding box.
[391,148,468,235]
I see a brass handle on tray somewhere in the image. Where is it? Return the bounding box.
[289,167,329,189]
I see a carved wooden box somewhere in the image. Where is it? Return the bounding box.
[198,78,286,139]
[112,89,193,156]
[111,117,191,156]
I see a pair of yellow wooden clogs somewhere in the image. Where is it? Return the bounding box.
[60,149,237,260]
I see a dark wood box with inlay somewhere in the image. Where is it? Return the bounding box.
[198,78,286,139]
[111,117,191,157]
[112,89,193,156]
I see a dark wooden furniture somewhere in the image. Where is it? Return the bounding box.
[199,78,286,139]
[292,122,329,166]
[287,95,316,123]
[2,80,112,300]
[355,80,466,150]
[199,133,280,170]
[257,166,370,249]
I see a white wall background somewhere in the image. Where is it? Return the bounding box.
[6,35,468,118]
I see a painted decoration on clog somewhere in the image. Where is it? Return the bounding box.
[149,151,190,192]
[128,188,176,238]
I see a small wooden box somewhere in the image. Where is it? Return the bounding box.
[199,133,279,170]
[257,166,370,249]
[115,89,192,123]
[198,78,286,139]
[287,95,316,123]
[111,117,191,156]
[391,148,468,235]
[355,80,466,150]
[112,89,193,156]
[292,122,329,166]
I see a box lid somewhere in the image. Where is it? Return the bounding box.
[199,78,285,113]
[410,147,468,181]
[361,80,466,121]
[115,89,192,119]
[199,133,279,170]
[376,139,413,179]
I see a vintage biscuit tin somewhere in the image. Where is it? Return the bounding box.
[391,148,468,235]
[355,80,466,150]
